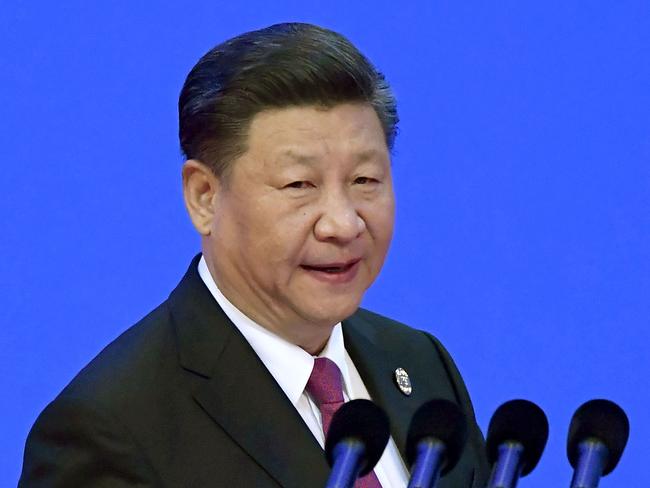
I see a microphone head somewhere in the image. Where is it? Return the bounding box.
[324,399,390,476]
[405,399,468,475]
[567,399,629,475]
[486,399,549,476]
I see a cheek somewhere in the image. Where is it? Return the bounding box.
[250,205,316,264]
[362,197,395,244]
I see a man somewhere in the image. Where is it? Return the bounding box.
[20,23,488,487]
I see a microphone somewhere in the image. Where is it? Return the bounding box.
[324,399,390,488]
[405,399,468,488]
[567,399,629,488]
[486,399,549,488]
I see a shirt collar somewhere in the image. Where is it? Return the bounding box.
[197,255,351,406]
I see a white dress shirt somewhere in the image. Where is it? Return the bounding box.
[198,256,408,487]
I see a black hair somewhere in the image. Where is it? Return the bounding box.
[178,22,398,176]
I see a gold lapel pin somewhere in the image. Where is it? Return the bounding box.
[394,367,412,396]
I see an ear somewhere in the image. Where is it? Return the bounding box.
[182,159,221,235]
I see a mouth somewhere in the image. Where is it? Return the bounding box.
[301,260,358,273]
[300,259,361,283]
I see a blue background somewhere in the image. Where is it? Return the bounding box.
[2,1,648,486]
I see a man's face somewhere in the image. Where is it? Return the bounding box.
[203,103,395,350]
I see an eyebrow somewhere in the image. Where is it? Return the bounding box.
[276,149,318,166]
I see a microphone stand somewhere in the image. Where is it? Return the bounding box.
[569,440,609,488]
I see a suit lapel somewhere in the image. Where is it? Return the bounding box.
[168,256,329,488]
[342,313,453,463]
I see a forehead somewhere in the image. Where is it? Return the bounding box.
[244,103,388,160]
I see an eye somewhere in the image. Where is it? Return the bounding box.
[354,176,378,185]
[283,181,313,189]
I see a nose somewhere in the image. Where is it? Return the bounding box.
[313,191,366,243]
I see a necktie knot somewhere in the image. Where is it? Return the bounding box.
[306,357,344,407]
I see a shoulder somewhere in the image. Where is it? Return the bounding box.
[55,300,181,416]
[347,307,426,337]
[347,307,489,486]
[19,302,178,486]
[348,307,470,400]
[346,307,449,356]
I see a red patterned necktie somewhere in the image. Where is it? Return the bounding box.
[306,357,383,488]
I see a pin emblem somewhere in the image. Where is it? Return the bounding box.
[394,368,412,396]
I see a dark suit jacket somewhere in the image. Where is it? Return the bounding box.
[20,256,488,487]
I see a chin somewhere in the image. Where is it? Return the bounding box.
[304,297,362,326]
